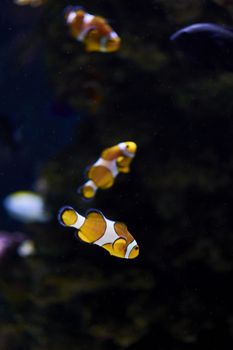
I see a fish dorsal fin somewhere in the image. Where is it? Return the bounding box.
[114,221,134,243]
[112,237,127,258]
[65,5,84,14]
[78,210,106,243]
[114,221,128,236]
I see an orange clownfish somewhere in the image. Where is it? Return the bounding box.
[58,206,139,259]
[78,141,137,200]
[64,6,121,52]
[14,0,44,6]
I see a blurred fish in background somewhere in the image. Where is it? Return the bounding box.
[170,23,233,71]
[3,191,50,223]
[14,0,44,7]
[0,231,35,260]
[64,6,121,52]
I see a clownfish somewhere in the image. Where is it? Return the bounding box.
[58,206,139,259]
[64,6,121,53]
[78,141,137,200]
[14,0,44,6]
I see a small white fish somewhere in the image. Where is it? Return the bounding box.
[17,239,36,257]
[3,191,50,223]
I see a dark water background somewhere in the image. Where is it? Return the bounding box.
[1,0,233,349]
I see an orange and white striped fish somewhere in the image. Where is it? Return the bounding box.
[78,141,137,200]
[64,6,121,52]
[58,206,139,259]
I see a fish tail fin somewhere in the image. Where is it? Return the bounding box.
[58,205,78,227]
[77,180,97,200]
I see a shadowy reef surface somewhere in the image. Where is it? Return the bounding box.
[1,0,233,349]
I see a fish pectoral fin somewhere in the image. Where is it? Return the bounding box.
[85,209,105,222]
[86,27,98,36]
[116,156,131,173]
[112,237,127,257]
[102,243,114,256]
[103,239,126,258]
[118,166,130,173]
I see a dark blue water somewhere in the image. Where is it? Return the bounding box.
[0,1,84,229]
